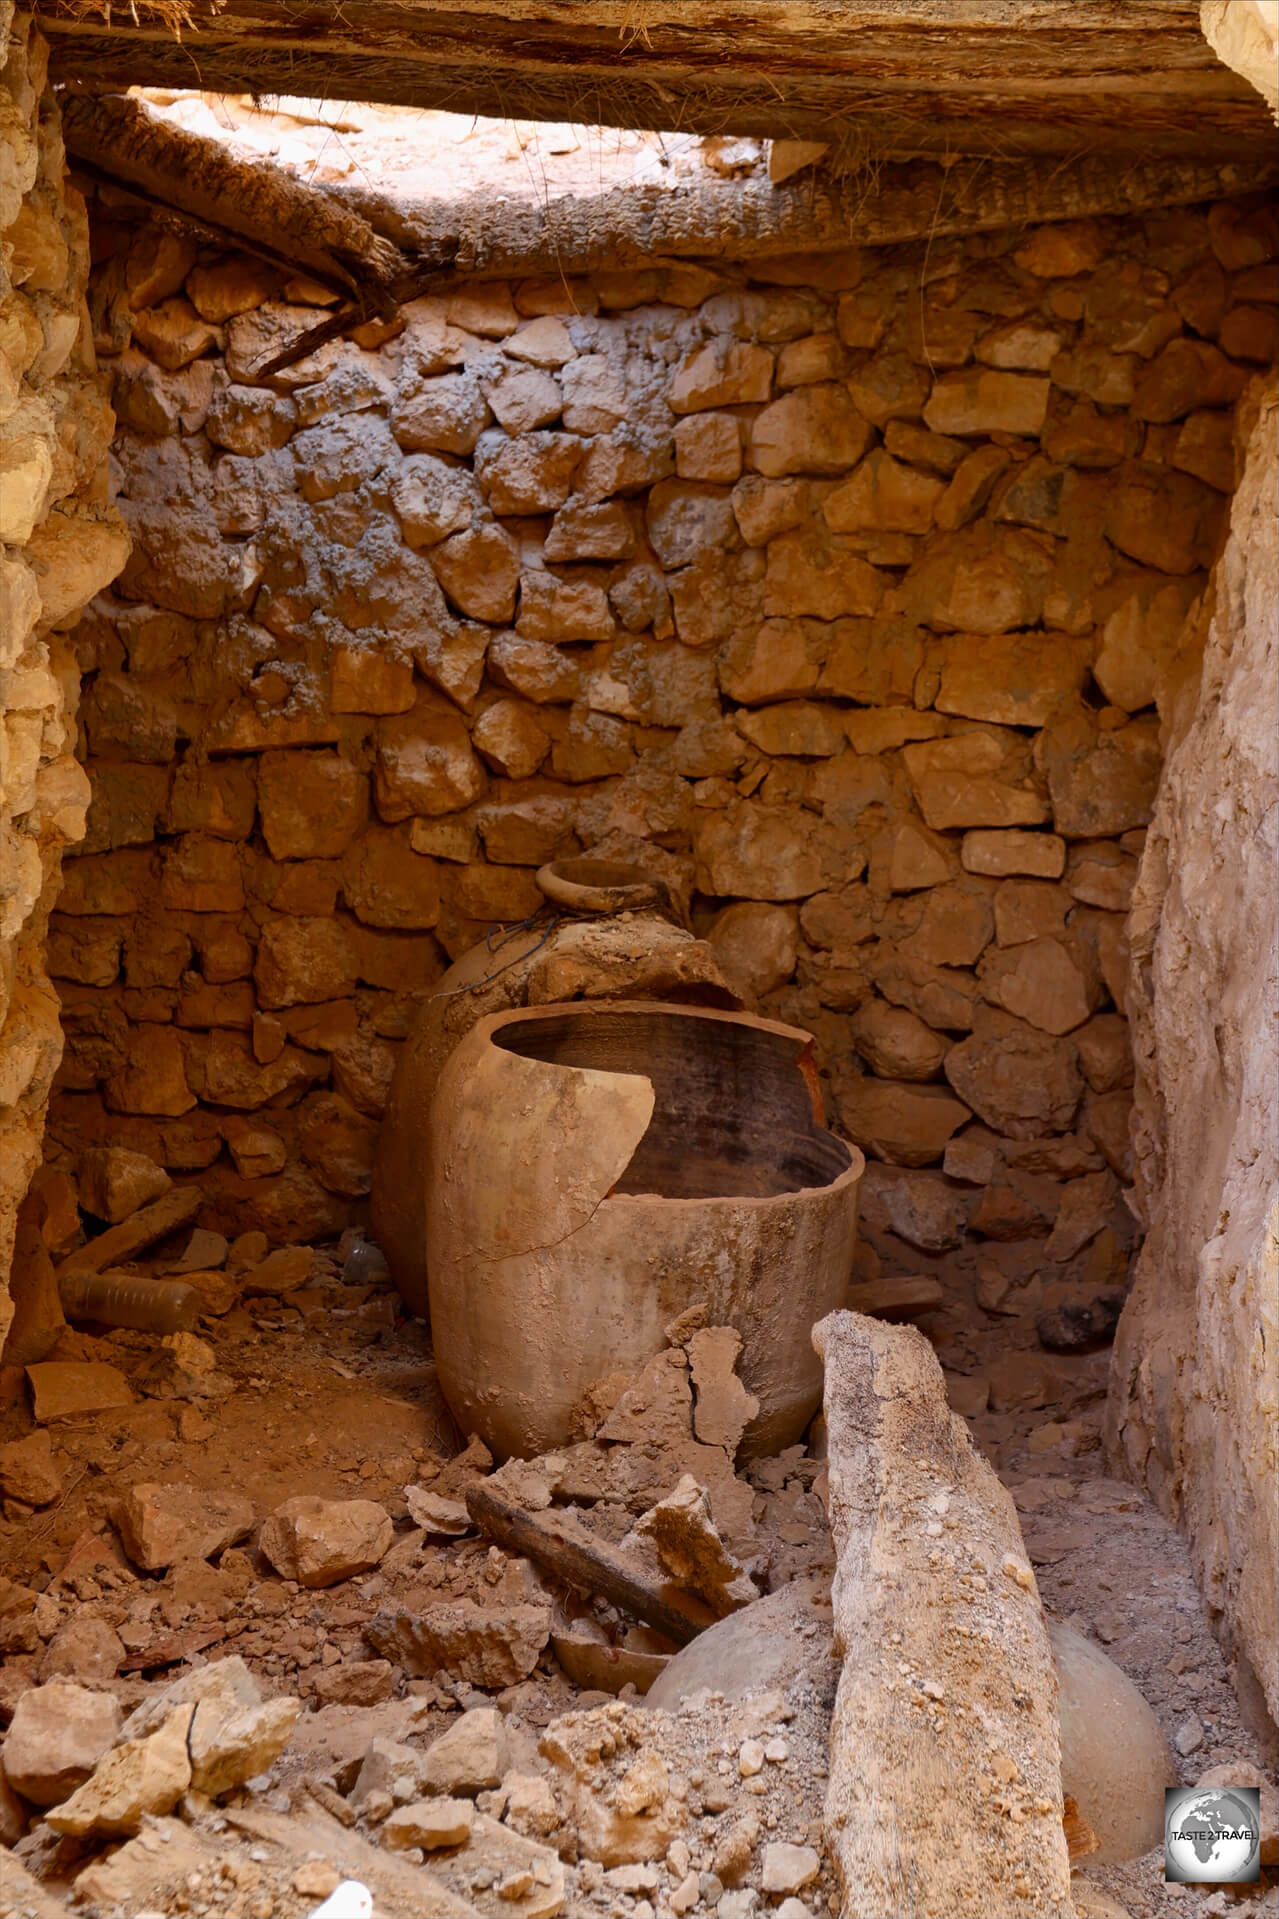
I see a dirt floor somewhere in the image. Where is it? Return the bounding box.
[0,1223,1275,1918]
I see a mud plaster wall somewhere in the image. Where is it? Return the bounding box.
[36,193,1279,1310]
[1107,371,1279,1726]
[0,12,128,1350]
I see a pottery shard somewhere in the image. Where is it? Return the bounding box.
[687,1327,760,1454]
[836,1078,971,1169]
[368,1601,552,1688]
[76,1145,171,1224]
[944,1007,1084,1139]
[2,1683,123,1805]
[258,1496,393,1588]
[47,1705,193,1839]
[115,1482,255,1572]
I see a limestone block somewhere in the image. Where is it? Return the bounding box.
[837,1078,971,1169]
[1036,712,1162,839]
[518,569,614,642]
[1131,338,1247,424]
[429,523,521,623]
[559,352,627,432]
[187,1030,326,1110]
[731,473,809,545]
[849,1000,948,1081]
[254,916,353,1008]
[764,524,885,620]
[544,499,635,562]
[674,412,742,482]
[114,1482,254,1571]
[488,634,582,705]
[77,1145,170,1224]
[103,1025,195,1118]
[486,364,562,434]
[823,449,945,534]
[669,339,773,413]
[447,283,518,337]
[707,902,798,1002]
[370,1601,552,1688]
[717,616,824,703]
[0,1430,61,1506]
[419,1707,509,1795]
[936,632,1091,729]
[374,705,486,821]
[342,826,441,929]
[813,1310,1073,1918]
[944,1007,1083,1139]
[817,616,922,704]
[800,886,874,953]
[505,314,576,365]
[1171,408,1235,494]
[472,698,550,779]
[259,1494,392,1587]
[993,880,1072,947]
[923,368,1049,437]
[749,384,872,477]
[186,256,276,322]
[1104,461,1224,574]
[1092,576,1201,715]
[1074,1015,1133,1095]
[204,381,295,453]
[962,829,1066,879]
[1,1684,122,1806]
[258,750,368,860]
[979,938,1096,1036]
[474,428,581,515]
[903,733,1049,832]
[735,701,846,758]
[694,803,823,900]
[902,524,1057,634]
[0,428,52,545]
[47,1706,193,1839]
[646,478,737,568]
[897,883,994,968]
[392,367,490,454]
[857,1163,968,1250]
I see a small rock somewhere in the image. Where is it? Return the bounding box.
[738,1738,766,1777]
[368,1600,551,1688]
[0,1682,122,1805]
[352,1736,422,1808]
[383,1795,475,1849]
[404,1486,472,1535]
[420,1707,508,1795]
[670,1871,700,1915]
[777,1903,813,1919]
[114,1481,255,1572]
[241,1245,315,1295]
[0,1430,62,1505]
[47,1704,194,1837]
[310,1661,395,1708]
[1174,1714,1205,1756]
[720,1891,759,1919]
[714,1811,760,1882]
[40,1616,125,1683]
[76,1146,171,1224]
[1036,1293,1125,1353]
[762,1842,821,1894]
[292,1862,342,1899]
[633,1475,757,1615]
[614,1750,668,1820]
[258,1495,392,1587]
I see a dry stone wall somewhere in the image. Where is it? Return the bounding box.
[0,12,129,1350]
[45,189,1277,1305]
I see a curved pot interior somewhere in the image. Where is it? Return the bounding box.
[493,1005,851,1202]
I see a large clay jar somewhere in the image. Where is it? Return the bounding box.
[372,859,736,1317]
[426,1000,864,1461]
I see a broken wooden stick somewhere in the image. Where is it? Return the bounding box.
[464,1481,714,1649]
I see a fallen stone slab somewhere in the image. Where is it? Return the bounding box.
[384,1794,475,1850]
[419,1707,508,1795]
[26,1360,133,1422]
[114,1481,255,1571]
[188,1693,301,1796]
[0,1682,122,1805]
[631,1474,757,1615]
[56,1184,201,1275]
[812,1309,1074,1918]
[259,1494,393,1587]
[76,1145,172,1224]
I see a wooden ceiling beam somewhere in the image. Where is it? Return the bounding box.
[40,0,1276,163]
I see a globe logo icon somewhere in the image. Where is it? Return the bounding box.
[1165,1786,1261,1883]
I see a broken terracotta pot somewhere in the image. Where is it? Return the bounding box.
[372,858,736,1317]
[426,1001,864,1461]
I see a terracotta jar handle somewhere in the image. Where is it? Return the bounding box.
[535,857,670,916]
